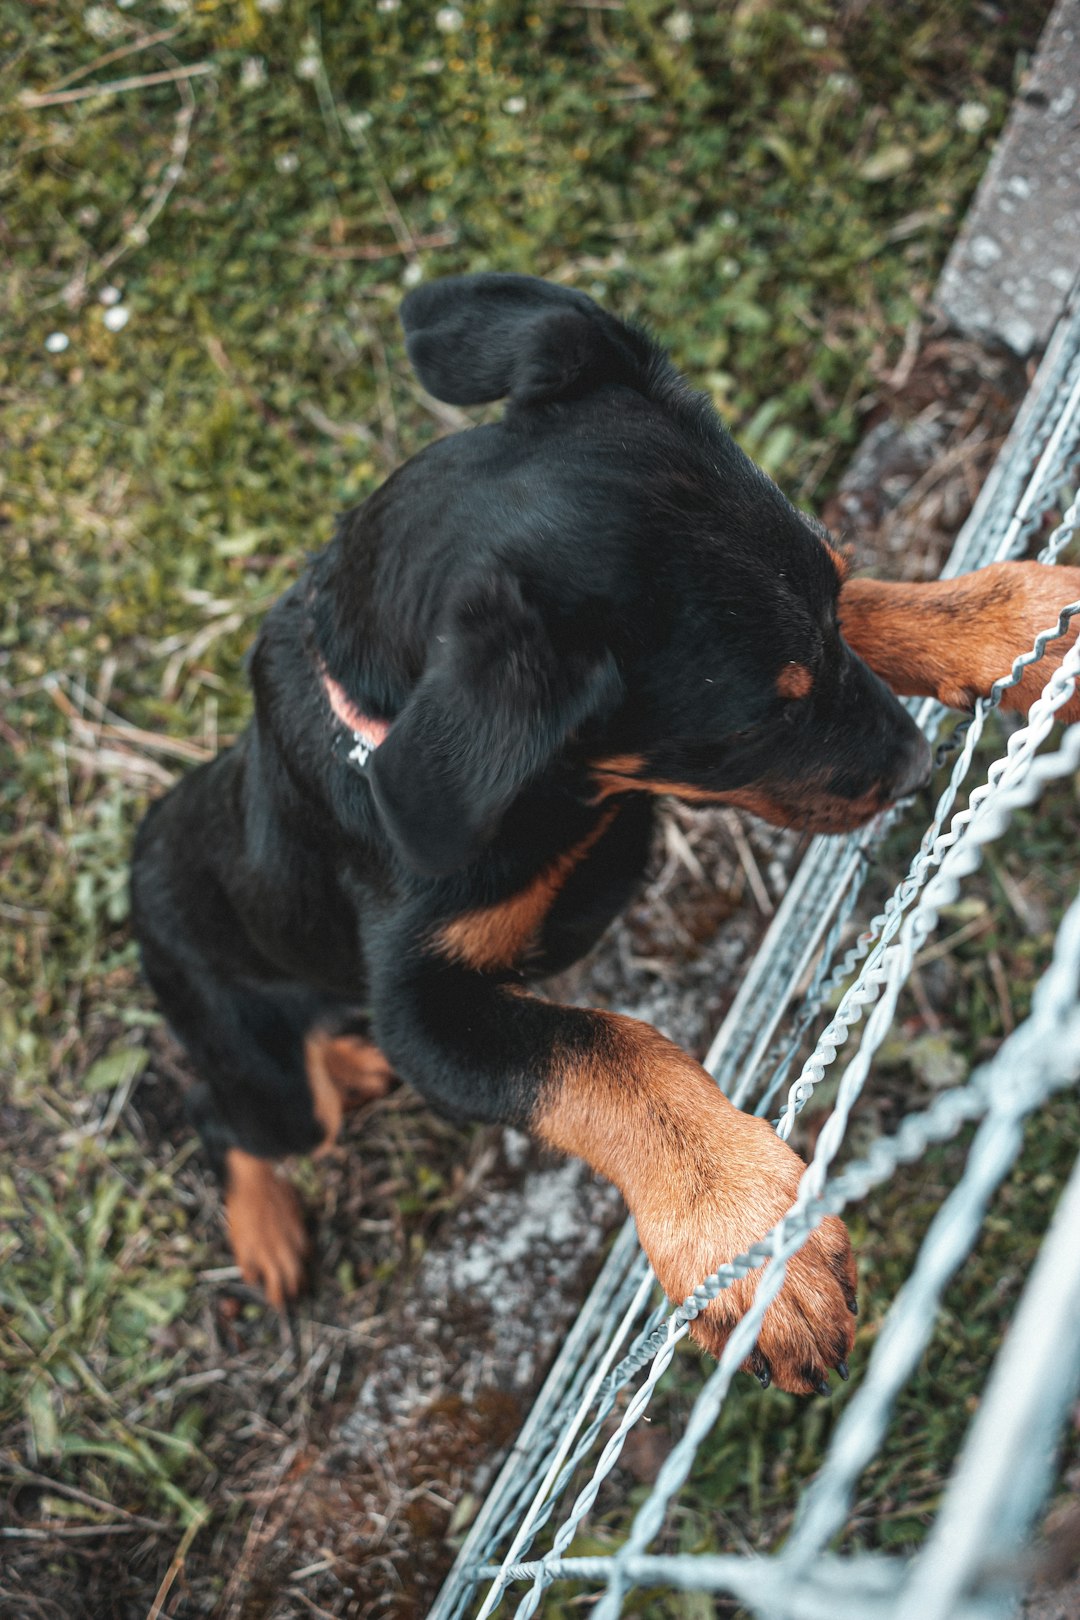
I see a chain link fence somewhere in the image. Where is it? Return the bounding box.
[430,287,1080,1620]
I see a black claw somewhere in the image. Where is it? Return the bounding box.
[748,1350,772,1390]
[801,1364,832,1398]
[836,1359,849,1382]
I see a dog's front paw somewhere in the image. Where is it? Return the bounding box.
[953,562,1080,723]
[225,1149,310,1309]
[636,1111,856,1396]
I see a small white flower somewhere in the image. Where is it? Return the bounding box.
[805,24,828,47]
[718,209,738,229]
[421,57,444,74]
[345,109,373,136]
[84,6,119,39]
[99,285,121,306]
[435,6,463,32]
[826,71,856,95]
[376,0,400,10]
[721,257,740,278]
[77,204,101,227]
[45,332,70,353]
[402,261,424,288]
[503,95,526,115]
[103,305,130,331]
[240,56,267,90]
[664,9,693,42]
[957,101,990,133]
[275,151,299,174]
[256,0,282,11]
[296,52,319,80]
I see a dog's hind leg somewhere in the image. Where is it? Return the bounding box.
[137,924,389,1304]
[221,1144,310,1310]
[221,1033,393,1305]
[177,1008,394,1307]
[305,1028,395,1126]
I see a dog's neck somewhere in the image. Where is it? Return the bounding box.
[305,570,393,769]
[320,667,391,769]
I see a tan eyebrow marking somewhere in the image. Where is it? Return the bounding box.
[823,539,850,583]
[777,661,814,701]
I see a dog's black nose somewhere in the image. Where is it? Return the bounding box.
[894,731,933,799]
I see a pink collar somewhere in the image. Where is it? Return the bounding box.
[321,670,391,768]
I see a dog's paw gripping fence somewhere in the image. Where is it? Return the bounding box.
[430,289,1080,1620]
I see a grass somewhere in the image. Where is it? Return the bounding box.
[1,1,1074,1616]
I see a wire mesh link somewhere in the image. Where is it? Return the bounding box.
[783,880,1080,1572]
[429,291,1080,1620]
[894,1127,1080,1620]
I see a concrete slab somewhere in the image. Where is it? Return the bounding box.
[935,0,1080,356]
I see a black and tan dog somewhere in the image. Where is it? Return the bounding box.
[131,273,1080,1394]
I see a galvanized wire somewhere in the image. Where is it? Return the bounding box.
[478,874,1080,1611]
[776,575,1080,1147]
[752,485,1078,1129]
[429,292,1080,1620]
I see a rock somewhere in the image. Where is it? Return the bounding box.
[936,0,1080,356]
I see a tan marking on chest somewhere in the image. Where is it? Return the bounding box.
[435,811,617,971]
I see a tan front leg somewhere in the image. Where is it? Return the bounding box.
[535,1016,856,1394]
[839,563,1080,723]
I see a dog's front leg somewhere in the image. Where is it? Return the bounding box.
[839,562,1080,722]
[373,952,855,1395]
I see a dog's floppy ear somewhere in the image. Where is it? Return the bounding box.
[368,575,622,876]
[400,272,648,408]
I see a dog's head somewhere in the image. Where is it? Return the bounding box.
[365,274,929,875]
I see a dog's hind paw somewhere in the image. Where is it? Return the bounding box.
[225,1149,310,1309]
